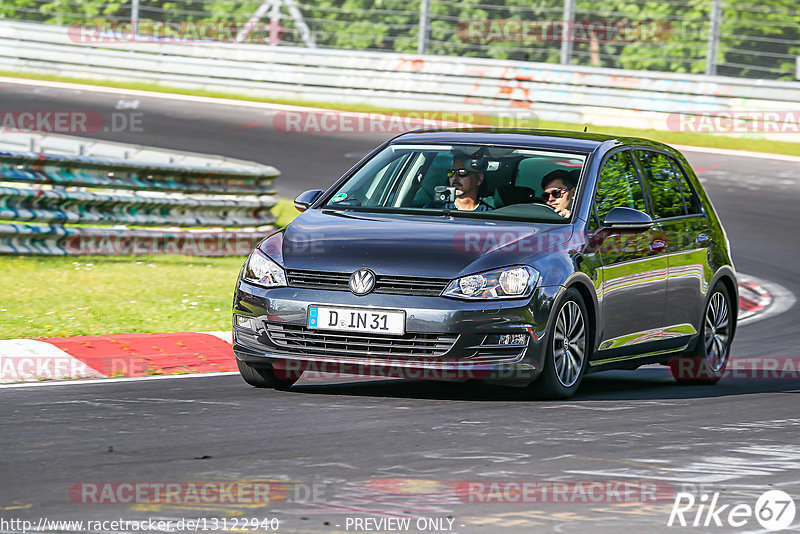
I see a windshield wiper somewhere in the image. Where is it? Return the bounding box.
[321,206,436,217]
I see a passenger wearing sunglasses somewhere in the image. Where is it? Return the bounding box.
[441,157,493,211]
[541,169,578,218]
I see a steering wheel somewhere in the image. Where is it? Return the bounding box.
[539,203,570,218]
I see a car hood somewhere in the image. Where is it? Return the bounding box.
[267,209,572,278]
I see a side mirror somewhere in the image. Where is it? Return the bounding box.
[293,189,324,213]
[602,206,654,230]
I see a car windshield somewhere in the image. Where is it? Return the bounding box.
[321,143,586,222]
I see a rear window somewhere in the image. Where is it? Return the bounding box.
[668,158,704,215]
[635,150,703,218]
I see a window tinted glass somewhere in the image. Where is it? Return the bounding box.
[322,144,587,223]
[635,150,686,219]
[595,150,647,222]
[668,158,703,215]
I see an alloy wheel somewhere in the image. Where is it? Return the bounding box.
[553,301,586,387]
[704,291,731,372]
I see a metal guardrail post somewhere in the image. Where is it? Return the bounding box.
[560,0,575,65]
[706,0,722,76]
[418,0,430,55]
[131,0,140,37]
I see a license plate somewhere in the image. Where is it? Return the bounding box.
[307,305,406,335]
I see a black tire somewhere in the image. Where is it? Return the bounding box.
[527,288,591,400]
[669,282,733,385]
[237,359,299,390]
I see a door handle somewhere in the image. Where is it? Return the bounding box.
[696,233,711,246]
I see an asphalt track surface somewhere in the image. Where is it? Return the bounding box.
[1,80,799,533]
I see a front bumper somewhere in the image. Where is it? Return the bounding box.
[232,280,561,384]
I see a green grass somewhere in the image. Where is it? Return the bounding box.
[0,198,301,340]
[272,197,300,228]
[0,255,245,339]
[3,70,798,157]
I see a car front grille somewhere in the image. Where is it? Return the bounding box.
[285,269,450,297]
[265,323,459,359]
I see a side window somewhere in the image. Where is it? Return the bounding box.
[668,159,704,215]
[363,153,412,206]
[635,150,686,219]
[595,150,647,223]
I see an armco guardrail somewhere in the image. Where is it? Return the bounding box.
[1,21,799,141]
[0,133,279,255]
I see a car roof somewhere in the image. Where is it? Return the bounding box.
[390,128,672,154]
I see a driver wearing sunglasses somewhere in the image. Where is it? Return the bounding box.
[541,169,578,218]
[442,157,493,211]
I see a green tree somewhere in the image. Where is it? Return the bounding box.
[572,0,800,79]
[1,0,797,79]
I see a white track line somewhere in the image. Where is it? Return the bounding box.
[2,75,799,163]
[0,75,385,114]
[0,371,239,389]
[738,273,796,327]
[673,144,800,163]
[0,339,103,382]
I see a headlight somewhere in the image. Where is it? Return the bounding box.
[443,266,538,300]
[242,250,286,288]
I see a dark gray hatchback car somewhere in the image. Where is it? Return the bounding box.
[233,129,737,398]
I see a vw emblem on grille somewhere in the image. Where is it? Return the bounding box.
[349,268,375,296]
